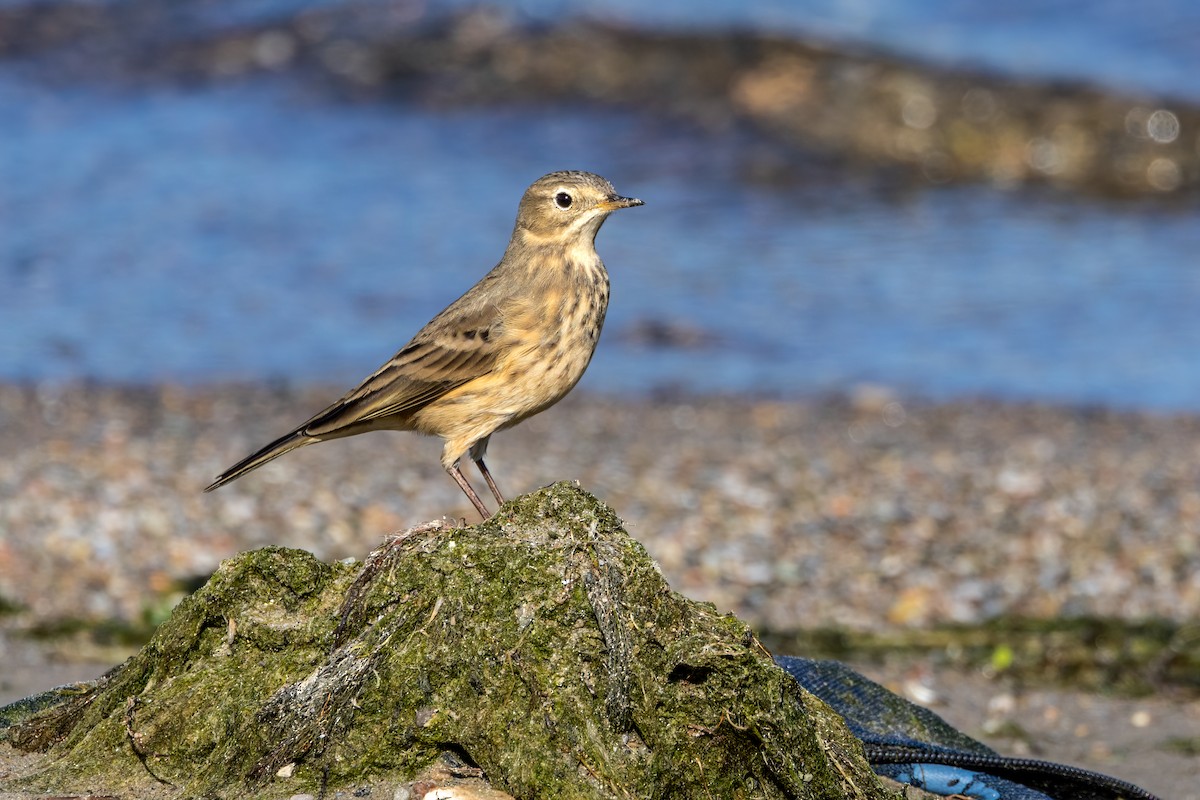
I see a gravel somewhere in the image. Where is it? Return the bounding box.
[2,382,1197,631]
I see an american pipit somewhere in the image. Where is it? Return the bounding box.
[205,170,642,518]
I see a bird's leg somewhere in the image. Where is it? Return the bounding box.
[474,457,506,506]
[468,436,505,506]
[446,463,491,519]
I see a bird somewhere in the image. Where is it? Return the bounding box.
[204,170,643,519]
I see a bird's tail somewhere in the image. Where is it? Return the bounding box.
[204,429,312,492]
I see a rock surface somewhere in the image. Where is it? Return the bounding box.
[1,484,890,800]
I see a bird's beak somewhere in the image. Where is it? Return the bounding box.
[600,194,645,211]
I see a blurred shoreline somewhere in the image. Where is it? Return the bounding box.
[6,2,1200,408]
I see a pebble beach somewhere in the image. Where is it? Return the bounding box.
[2,381,1197,632]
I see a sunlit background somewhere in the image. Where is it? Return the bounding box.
[3,0,1199,409]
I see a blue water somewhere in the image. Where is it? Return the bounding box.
[3,1,1200,410]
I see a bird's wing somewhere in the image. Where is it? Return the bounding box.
[301,298,507,436]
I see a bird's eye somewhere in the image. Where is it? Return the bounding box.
[554,191,573,209]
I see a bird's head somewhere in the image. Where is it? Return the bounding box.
[513,170,643,244]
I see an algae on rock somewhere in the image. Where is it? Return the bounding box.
[3,482,894,799]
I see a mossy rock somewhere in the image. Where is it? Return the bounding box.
[2,483,893,799]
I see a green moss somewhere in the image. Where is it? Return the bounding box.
[4,484,895,799]
[1163,736,1200,757]
[0,594,23,616]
